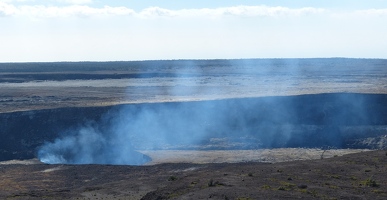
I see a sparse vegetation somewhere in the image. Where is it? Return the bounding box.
[372,189,384,194]
[330,175,341,179]
[207,179,224,187]
[168,192,181,198]
[328,185,339,189]
[362,178,379,187]
[277,186,286,191]
[168,176,178,181]
[280,181,296,188]
[236,197,252,200]
[208,179,215,187]
[298,188,308,193]
[307,189,319,197]
[261,184,271,189]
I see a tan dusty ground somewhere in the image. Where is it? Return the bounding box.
[140,148,370,165]
[0,149,369,166]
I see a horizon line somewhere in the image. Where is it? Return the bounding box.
[1,57,386,64]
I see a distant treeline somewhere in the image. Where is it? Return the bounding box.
[0,58,386,73]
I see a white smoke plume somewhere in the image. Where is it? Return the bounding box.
[36,59,384,165]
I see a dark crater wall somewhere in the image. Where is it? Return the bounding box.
[1,93,387,161]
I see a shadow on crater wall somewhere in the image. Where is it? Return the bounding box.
[1,93,387,162]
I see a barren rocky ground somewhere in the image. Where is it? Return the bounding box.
[1,59,387,199]
[1,150,387,199]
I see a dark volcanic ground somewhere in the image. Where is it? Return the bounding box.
[1,150,387,199]
[2,93,387,162]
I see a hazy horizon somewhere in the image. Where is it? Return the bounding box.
[1,57,387,64]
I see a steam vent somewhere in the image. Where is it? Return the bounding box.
[1,59,387,164]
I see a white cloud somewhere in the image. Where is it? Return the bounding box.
[1,0,36,2]
[139,7,176,18]
[0,3,326,19]
[0,2,17,16]
[56,0,93,5]
[137,6,325,19]
[0,2,134,18]
[204,6,325,17]
[2,2,387,20]
[354,8,387,16]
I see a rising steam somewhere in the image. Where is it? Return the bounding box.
[37,93,377,165]
[37,59,383,165]
[37,123,150,165]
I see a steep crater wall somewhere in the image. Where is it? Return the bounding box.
[1,93,387,161]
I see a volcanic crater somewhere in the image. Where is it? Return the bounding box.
[1,59,387,199]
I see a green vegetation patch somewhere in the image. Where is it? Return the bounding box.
[361,178,379,187]
[168,176,178,181]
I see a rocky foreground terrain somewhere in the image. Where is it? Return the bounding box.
[0,150,387,199]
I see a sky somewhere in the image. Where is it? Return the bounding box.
[1,0,387,62]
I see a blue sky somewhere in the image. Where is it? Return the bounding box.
[1,0,387,62]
